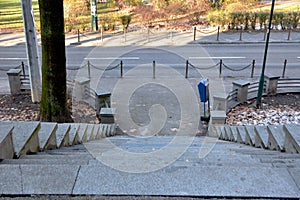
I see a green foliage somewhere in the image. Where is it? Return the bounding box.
[0,0,39,31]
[208,10,300,30]
[64,0,90,31]
[120,15,131,30]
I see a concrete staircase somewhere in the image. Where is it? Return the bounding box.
[218,124,300,153]
[0,121,116,159]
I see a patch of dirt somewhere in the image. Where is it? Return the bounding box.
[1,93,299,127]
[0,94,99,123]
[226,93,300,126]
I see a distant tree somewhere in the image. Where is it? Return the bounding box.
[120,14,132,30]
[135,4,157,26]
[38,0,72,122]
[64,0,89,31]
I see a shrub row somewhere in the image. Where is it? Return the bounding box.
[208,11,300,30]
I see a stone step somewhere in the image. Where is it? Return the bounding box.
[245,125,255,146]
[11,121,40,157]
[224,126,233,141]
[19,153,94,160]
[219,126,228,141]
[48,144,88,152]
[218,124,300,155]
[283,124,300,153]
[77,123,88,143]
[66,123,80,146]
[85,124,95,142]
[0,122,14,159]
[228,126,238,142]
[38,122,57,151]
[236,126,246,144]
[267,125,285,151]
[254,126,269,149]
[55,124,70,148]
[96,124,116,138]
[215,126,223,139]
[93,125,100,140]
[0,158,89,165]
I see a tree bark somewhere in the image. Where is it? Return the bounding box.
[39,0,72,122]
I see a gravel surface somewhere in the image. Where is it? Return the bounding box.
[0,93,299,127]
[226,93,300,126]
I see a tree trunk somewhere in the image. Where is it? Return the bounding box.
[39,0,72,122]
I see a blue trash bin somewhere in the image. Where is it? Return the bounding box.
[198,79,210,122]
[198,79,209,102]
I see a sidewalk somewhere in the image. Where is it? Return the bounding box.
[64,29,300,46]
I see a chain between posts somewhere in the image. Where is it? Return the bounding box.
[185,60,220,79]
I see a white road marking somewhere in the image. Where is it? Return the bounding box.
[189,56,246,59]
[297,57,300,59]
[0,58,27,60]
[85,57,140,60]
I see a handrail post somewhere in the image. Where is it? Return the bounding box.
[219,59,222,78]
[147,26,150,42]
[87,60,91,79]
[239,28,243,41]
[101,26,103,43]
[282,59,287,78]
[216,26,220,41]
[120,60,123,78]
[185,60,189,79]
[251,59,255,78]
[78,29,80,43]
[21,61,26,77]
[153,60,155,79]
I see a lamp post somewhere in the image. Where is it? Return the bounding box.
[90,0,98,31]
[256,0,276,108]
[21,0,41,102]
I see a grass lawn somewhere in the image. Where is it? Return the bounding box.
[1,0,299,33]
[0,0,39,32]
[0,0,120,33]
[254,1,300,12]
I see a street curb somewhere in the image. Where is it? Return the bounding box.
[194,40,300,45]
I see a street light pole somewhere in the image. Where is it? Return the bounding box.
[256,0,276,108]
[21,0,41,103]
[90,0,98,31]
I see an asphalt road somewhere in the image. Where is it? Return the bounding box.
[0,42,299,83]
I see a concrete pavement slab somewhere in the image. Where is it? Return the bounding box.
[288,168,300,190]
[21,165,80,194]
[73,163,300,198]
[0,165,22,195]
